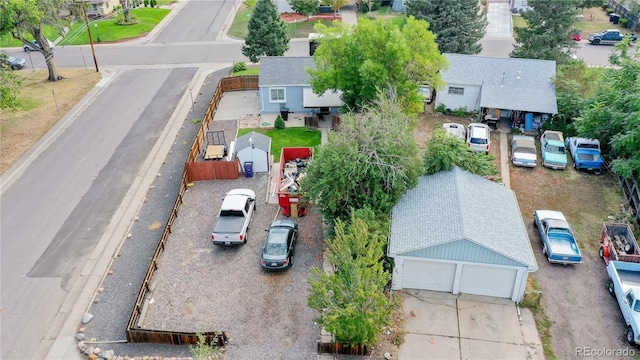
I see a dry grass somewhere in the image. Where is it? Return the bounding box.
[1,69,102,174]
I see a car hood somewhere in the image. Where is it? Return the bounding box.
[543,151,567,163]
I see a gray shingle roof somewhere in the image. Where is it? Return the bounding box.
[235,131,271,153]
[442,53,557,114]
[389,167,537,270]
[258,56,316,87]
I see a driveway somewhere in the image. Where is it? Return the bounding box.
[399,289,544,360]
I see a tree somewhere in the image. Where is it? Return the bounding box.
[510,0,581,64]
[574,41,640,180]
[0,66,23,109]
[309,17,447,112]
[321,0,349,18]
[406,0,486,55]
[120,0,132,23]
[242,0,290,63]
[307,215,394,346]
[290,0,319,19]
[423,129,499,178]
[0,0,72,81]
[301,94,423,222]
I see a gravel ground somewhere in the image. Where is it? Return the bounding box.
[141,176,324,359]
[82,67,233,358]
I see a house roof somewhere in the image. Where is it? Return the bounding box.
[389,167,537,270]
[258,56,316,87]
[442,53,557,114]
[235,131,271,153]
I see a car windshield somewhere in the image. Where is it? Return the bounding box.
[265,228,288,255]
[547,145,565,154]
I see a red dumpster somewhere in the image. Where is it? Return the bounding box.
[277,147,313,217]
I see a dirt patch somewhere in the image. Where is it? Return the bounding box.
[1,69,102,174]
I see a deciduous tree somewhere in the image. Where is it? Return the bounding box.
[301,94,423,222]
[423,129,499,178]
[574,41,640,180]
[510,0,581,64]
[307,215,394,346]
[321,0,349,18]
[0,58,23,109]
[290,0,319,19]
[242,0,290,63]
[0,0,72,81]
[309,17,447,112]
[406,0,486,55]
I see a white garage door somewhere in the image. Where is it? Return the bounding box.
[402,260,456,292]
[459,265,517,298]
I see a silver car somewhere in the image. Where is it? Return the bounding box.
[0,53,26,70]
[511,135,537,167]
[442,123,466,140]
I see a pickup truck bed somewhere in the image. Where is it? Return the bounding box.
[213,216,247,234]
[547,231,582,263]
[618,269,640,287]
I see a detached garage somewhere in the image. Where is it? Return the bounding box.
[388,167,537,302]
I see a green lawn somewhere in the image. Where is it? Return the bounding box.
[232,67,260,76]
[228,8,333,39]
[236,127,321,161]
[512,15,527,29]
[59,8,170,45]
[0,26,64,48]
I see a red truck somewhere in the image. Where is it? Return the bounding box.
[600,223,639,265]
[277,147,313,217]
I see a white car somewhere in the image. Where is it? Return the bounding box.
[23,39,54,52]
[466,123,491,154]
[511,135,537,167]
[442,123,466,140]
[418,85,433,104]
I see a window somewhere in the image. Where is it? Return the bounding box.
[448,87,464,95]
[269,88,286,103]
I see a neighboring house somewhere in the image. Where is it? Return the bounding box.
[258,56,343,115]
[388,167,538,302]
[607,0,640,30]
[392,0,406,12]
[86,0,120,17]
[435,53,557,132]
[235,131,271,173]
[510,0,531,13]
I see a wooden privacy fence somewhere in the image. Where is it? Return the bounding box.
[618,175,640,223]
[186,75,259,182]
[126,75,259,344]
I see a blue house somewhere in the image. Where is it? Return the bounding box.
[258,56,343,115]
[392,0,407,12]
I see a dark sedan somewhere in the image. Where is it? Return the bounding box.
[260,219,298,271]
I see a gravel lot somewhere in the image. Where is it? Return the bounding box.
[141,174,325,359]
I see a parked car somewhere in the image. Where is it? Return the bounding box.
[211,189,256,246]
[571,33,581,41]
[565,137,604,173]
[442,123,466,140]
[23,39,54,52]
[0,53,26,70]
[418,85,433,105]
[510,135,537,167]
[533,210,582,264]
[540,130,567,170]
[606,260,640,345]
[588,29,637,45]
[466,123,491,154]
[260,219,298,271]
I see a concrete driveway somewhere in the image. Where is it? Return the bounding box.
[398,290,544,360]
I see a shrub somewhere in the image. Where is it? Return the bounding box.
[274,114,286,129]
[452,107,472,117]
[620,18,630,28]
[232,62,247,73]
[601,3,609,11]
[434,103,446,113]
[605,7,614,14]
[116,15,140,25]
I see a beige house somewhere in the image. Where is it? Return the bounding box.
[86,0,121,17]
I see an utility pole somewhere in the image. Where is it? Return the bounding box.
[81,1,99,72]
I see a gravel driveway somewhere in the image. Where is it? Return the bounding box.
[141,174,325,359]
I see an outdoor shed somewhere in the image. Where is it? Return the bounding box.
[235,132,271,173]
[388,167,538,302]
[258,56,343,114]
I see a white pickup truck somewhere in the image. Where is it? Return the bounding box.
[606,260,640,345]
[211,189,256,246]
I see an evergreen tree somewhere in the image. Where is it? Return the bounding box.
[510,0,581,63]
[406,0,486,55]
[242,0,290,63]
